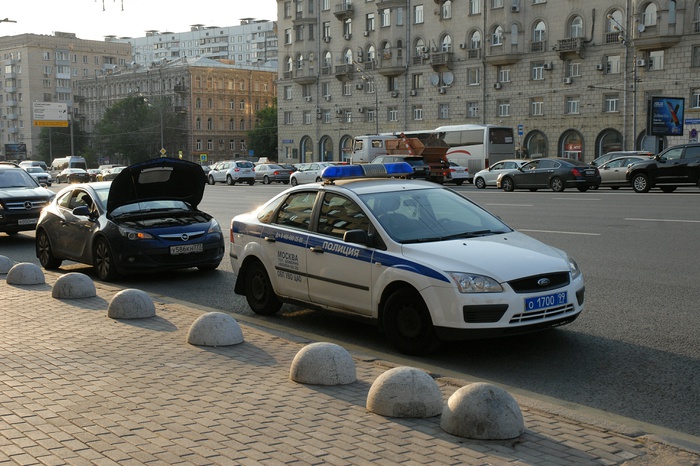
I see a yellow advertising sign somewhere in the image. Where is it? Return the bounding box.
[33,120,69,127]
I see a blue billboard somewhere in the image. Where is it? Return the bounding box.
[649,96,684,136]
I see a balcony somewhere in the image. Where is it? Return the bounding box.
[377,0,404,6]
[5,114,17,120]
[293,68,318,85]
[556,37,585,59]
[333,2,354,20]
[466,48,482,60]
[530,40,547,53]
[430,52,454,71]
[334,64,354,81]
[4,86,16,93]
[6,100,17,107]
[7,127,18,134]
[72,95,85,103]
[174,84,187,93]
[634,28,681,51]
[378,52,405,77]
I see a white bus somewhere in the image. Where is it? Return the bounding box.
[352,124,515,177]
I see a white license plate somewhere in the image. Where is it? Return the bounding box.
[18,218,38,225]
[170,243,203,255]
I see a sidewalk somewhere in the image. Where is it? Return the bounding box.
[0,269,698,465]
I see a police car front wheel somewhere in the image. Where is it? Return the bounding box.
[244,260,282,315]
[383,288,441,356]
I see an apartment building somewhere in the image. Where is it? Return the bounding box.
[0,32,132,160]
[76,57,277,165]
[275,0,700,164]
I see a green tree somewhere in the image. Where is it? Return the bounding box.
[247,101,277,161]
[36,121,89,165]
[93,95,185,165]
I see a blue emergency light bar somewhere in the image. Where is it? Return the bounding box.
[321,162,413,181]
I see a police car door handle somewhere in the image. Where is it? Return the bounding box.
[263,236,276,242]
[309,246,324,253]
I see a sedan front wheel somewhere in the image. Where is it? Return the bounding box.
[632,173,651,193]
[94,238,118,281]
[550,177,565,192]
[36,230,62,269]
[501,177,515,192]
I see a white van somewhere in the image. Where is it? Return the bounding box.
[50,156,87,180]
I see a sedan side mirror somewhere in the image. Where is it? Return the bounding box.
[72,206,97,221]
[343,229,370,246]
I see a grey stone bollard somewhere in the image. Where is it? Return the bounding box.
[290,342,356,385]
[440,382,524,440]
[0,255,14,274]
[187,312,244,346]
[366,366,443,418]
[6,262,45,285]
[52,273,96,299]
[107,289,156,319]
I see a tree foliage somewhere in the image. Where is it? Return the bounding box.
[93,96,185,165]
[36,121,89,165]
[247,101,278,161]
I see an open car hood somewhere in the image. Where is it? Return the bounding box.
[107,158,206,213]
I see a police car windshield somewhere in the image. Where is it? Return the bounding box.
[360,188,510,244]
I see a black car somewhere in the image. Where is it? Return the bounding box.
[35,158,225,281]
[497,157,601,192]
[0,162,55,235]
[371,155,429,179]
[625,143,700,193]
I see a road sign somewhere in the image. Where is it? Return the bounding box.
[518,124,524,136]
[32,102,68,127]
[160,148,167,156]
[200,154,208,162]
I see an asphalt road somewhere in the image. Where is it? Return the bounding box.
[2,182,699,440]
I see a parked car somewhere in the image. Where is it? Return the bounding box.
[626,143,700,193]
[473,159,526,189]
[254,163,293,184]
[207,160,255,185]
[445,161,470,185]
[0,162,55,235]
[370,156,430,180]
[597,156,651,189]
[229,162,585,355]
[35,158,225,281]
[591,150,653,167]
[289,162,337,186]
[497,158,601,192]
[96,166,126,182]
[23,166,52,186]
[56,168,91,184]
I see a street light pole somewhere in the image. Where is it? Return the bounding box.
[353,61,379,135]
[608,13,637,150]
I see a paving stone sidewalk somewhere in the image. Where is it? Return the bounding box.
[0,273,698,465]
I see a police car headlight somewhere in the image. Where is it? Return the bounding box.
[118,226,153,240]
[208,218,221,234]
[569,257,581,280]
[449,272,503,293]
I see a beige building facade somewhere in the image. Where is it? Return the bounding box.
[276,0,700,163]
[0,32,132,161]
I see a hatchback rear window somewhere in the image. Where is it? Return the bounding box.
[236,162,254,168]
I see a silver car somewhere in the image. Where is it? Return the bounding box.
[254,163,293,184]
[473,159,526,189]
[207,160,255,186]
[598,156,650,189]
[289,162,337,186]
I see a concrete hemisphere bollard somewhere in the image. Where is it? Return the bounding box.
[0,255,14,274]
[187,312,244,346]
[52,272,96,299]
[366,366,443,418]
[290,342,356,385]
[6,262,45,285]
[107,289,156,319]
[440,382,524,440]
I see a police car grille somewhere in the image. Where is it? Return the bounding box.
[463,304,509,323]
[507,272,570,293]
[509,303,575,324]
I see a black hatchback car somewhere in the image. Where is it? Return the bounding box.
[497,158,601,192]
[35,158,225,280]
[0,162,55,235]
[625,143,700,193]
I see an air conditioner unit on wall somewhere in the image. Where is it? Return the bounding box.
[325,95,332,101]
[494,82,502,89]
[336,108,342,114]
[323,36,331,43]
[363,31,369,36]
[636,59,646,67]
[344,34,351,40]
[563,77,572,84]
[543,62,552,70]
[438,87,446,94]
[596,63,604,71]
[304,96,312,102]
[391,91,399,97]
[459,43,466,49]
[409,90,417,96]
[358,107,364,113]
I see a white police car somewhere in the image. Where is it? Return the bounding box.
[229,163,584,355]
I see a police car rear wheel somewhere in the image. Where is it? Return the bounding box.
[244,261,281,315]
[383,288,440,356]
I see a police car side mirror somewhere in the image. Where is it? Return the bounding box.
[343,229,369,246]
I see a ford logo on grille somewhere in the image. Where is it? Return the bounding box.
[537,278,551,287]
[180,233,189,241]
[24,201,33,210]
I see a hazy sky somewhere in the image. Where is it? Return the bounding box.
[1,0,277,41]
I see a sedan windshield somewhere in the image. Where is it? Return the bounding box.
[0,169,39,188]
[360,187,511,243]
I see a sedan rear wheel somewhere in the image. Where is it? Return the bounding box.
[550,177,565,192]
[226,175,235,186]
[290,177,298,186]
[36,230,62,270]
[474,177,486,189]
[244,260,282,315]
[263,175,270,185]
[208,176,216,185]
[632,173,650,193]
[93,238,118,281]
[501,177,515,192]
[383,288,440,356]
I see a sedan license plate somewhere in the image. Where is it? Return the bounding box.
[525,292,567,311]
[170,243,203,255]
[18,218,38,225]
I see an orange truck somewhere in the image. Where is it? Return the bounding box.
[384,135,451,184]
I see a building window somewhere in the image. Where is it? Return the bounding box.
[498,67,510,82]
[469,0,480,15]
[196,140,202,151]
[492,25,503,46]
[566,97,580,114]
[441,0,452,19]
[304,111,312,124]
[388,107,398,121]
[498,101,510,117]
[413,106,423,120]
[343,81,352,95]
[605,95,619,112]
[381,9,391,27]
[693,46,700,67]
[414,5,423,24]
[568,62,581,77]
[468,68,480,85]
[532,63,544,80]
[467,102,479,118]
[648,50,664,70]
[438,103,449,119]
[368,108,376,124]
[606,55,621,74]
[491,0,503,7]
[531,98,543,116]
[569,16,583,38]
[691,89,700,108]
[643,3,658,27]
[284,111,293,124]
[207,140,213,150]
[366,13,375,31]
